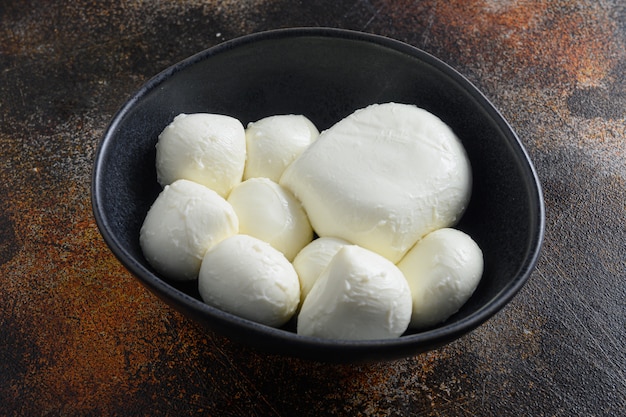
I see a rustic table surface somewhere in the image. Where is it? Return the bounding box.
[1,1,624,416]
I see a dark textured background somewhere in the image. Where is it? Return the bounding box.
[1,1,624,416]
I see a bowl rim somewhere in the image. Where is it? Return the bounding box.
[92,27,545,361]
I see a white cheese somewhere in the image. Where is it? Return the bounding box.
[227,178,313,261]
[156,113,246,198]
[297,245,412,340]
[244,114,319,182]
[280,102,471,263]
[198,234,300,328]
[397,228,483,329]
[292,236,351,303]
[139,179,239,281]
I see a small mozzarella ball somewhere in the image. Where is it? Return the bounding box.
[156,113,246,197]
[297,245,412,340]
[227,178,313,261]
[244,114,319,182]
[292,237,351,303]
[397,228,484,329]
[198,234,300,328]
[140,179,239,281]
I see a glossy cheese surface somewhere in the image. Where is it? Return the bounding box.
[198,234,300,328]
[156,113,246,198]
[280,103,472,263]
[292,236,351,303]
[139,179,239,281]
[227,178,313,261]
[397,228,483,329]
[297,245,412,340]
[244,114,319,182]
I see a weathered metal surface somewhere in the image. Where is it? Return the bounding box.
[1,1,624,415]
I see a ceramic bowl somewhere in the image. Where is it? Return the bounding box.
[92,28,544,362]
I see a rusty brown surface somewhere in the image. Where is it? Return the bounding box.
[1,1,624,415]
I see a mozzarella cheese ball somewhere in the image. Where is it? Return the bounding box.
[244,114,319,182]
[140,179,239,281]
[227,178,313,261]
[297,245,412,340]
[397,228,483,329]
[156,113,246,197]
[198,234,300,328]
[280,102,472,263]
[292,237,351,303]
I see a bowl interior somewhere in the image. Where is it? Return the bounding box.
[92,28,544,362]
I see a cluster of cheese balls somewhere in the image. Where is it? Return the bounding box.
[140,104,484,340]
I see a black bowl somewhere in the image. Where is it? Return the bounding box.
[92,28,544,363]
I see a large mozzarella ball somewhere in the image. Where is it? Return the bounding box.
[198,234,300,328]
[297,245,412,340]
[280,102,471,263]
[244,114,319,182]
[397,228,484,329]
[227,178,313,261]
[140,179,239,281]
[292,237,351,303]
[156,113,246,197]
